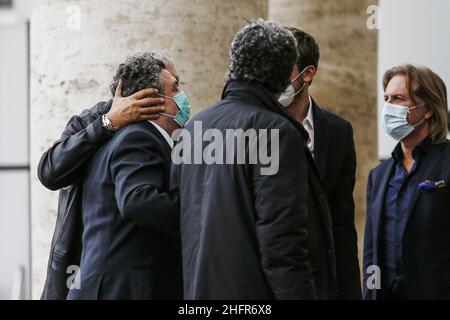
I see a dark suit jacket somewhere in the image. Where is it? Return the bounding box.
[312,100,362,299]
[364,139,450,299]
[66,121,182,300]
[172,81,337,299]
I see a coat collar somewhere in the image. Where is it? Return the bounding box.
[400,139,447,239]
[222,80,311,142]
[391,136,432,164]
[371,159,395,254]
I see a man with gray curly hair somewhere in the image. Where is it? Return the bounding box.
[172,19,327,299]
[65,52,187,300]
[38,52,175,300]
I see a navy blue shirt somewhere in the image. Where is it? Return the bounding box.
[381,137,431,297]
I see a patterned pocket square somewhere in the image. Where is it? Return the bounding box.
[418,179,447,191]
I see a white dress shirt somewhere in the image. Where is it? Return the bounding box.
[302,96,314,155]
[149,121,173,148]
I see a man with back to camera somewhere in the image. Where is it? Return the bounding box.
[171,20,337,300]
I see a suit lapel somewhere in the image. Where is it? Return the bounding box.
[312,101,329,180]
[371,160,392,299]
[400,144,445,240]
[372,159,395,252]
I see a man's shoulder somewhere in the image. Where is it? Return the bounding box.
[86,122,165,175]
[435,140,450,153]
[429,140,450,166]
[189,99,299,132]
[111,121,159,144]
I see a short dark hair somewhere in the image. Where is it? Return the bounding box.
[110,52,169,97]
[226,19,298,95]
[285,26,320,71]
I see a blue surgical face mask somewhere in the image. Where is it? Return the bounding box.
[382,102,426,141]
[157,91,191,127]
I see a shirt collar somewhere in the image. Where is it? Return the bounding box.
[302,96,314,128]
[149,121,173,148]
[391,135,432,163]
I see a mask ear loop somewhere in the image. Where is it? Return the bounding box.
[290,66,310,84]
[412,117,426,128]
[406,103,425,114]
[290,72,302,84]
[283,66,311,101]
[156,93,178,118]
[285,82,306,99]
[160,113,175,118]
[156,93,173,100]
[407,103,427,127]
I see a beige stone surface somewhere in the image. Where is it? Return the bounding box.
[30,0,267,299]
[269,0,379,275]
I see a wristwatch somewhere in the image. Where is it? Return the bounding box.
[101,114,116,134]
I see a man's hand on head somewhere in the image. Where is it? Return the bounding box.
[105,79,166,130]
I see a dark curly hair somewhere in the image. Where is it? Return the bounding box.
[226,19,298,95]
[110,52,172,97]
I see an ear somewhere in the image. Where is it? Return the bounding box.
[303,66,317,83]
[289,64,300,80]
[425,107,434,120]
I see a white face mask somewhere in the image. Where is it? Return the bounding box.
[382,102,426,141]
[278,66,309,107]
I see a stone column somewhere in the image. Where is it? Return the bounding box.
[30,0,267,299]
[269,0,379,270]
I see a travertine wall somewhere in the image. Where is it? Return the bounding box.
[30,0,267,299]
[269,0,379,271]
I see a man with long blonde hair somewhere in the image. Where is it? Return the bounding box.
[364,64,450,299]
